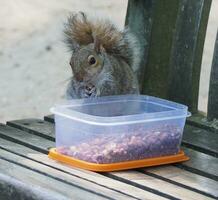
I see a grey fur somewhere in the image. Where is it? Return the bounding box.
[64,12,141,99]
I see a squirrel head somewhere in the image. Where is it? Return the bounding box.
[69,43,105,82]
[64,12,141,98]
[64,12,113,84]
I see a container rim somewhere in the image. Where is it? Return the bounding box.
[50,95,190,126]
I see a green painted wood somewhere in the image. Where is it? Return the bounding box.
[140,0,180,98]
[126,0,211,113]
[7,119,55,141]
[125,0,155,91]
[168,0,211,113]
[5,119,218,181]
[187,113,218,134]
[125,0,181,96]
[208,30,218,121]
[0,124,53,153]
[183,125,218,157]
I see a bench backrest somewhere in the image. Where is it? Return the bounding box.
[208,31,218,120]
[125,0,217,121]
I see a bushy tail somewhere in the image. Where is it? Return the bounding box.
[64,12,141,73]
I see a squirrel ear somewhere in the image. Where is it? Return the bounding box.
[64,12,93,52]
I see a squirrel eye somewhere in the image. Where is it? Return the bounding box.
[88,55,97,66]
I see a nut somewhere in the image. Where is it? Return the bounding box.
[59,124,182,164]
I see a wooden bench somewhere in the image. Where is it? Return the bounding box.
[0,1,218,199]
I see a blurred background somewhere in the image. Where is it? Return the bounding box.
[0,0,217,123]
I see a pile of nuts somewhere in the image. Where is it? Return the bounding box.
[57,124,182,164]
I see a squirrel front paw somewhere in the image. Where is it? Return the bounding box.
[84,84,97,97]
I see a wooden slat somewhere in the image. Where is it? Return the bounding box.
[6,119,218,180]
[0,148,139,200]
[0,124,54,153]
[106,171,214,200]
[168,0,211,113]
[8,118,218,158]
[0,162,69,200]
[187,114,218,134]
[7,119,55,141]
[141,0,181,99]
[43,115,218,156]
[0,173,70,200]
[0,123,53,153]
[0,156,109,200]
[183,125,218,157]
[126,0,181,98]
[0,128,179,200]
[31,155,166,200]
[37,154,218,199]
[208,30,218,120]
[0,138,164,200]
[178,148,218,181]
[126,0,211,113]
[3,120,218,184]
[141,165,218,198]
[1,138,216,200]
[125,0,154,91]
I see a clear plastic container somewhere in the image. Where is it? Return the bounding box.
[51,95,190,164]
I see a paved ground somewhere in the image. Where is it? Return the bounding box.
[0,0,217,122]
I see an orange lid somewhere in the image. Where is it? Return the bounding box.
[48,148,189,172]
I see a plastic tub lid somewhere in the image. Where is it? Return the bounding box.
[50,95,190,126]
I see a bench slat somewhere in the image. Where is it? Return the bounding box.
[0,137,216,200]
[0,161,69,200]
[208,30,218,120]
[41,115,218,157]
[178,148,218,181]
[0,123,53,154]
[2,121,218,188]
[183,125,218,157]
[187,114,218,134]
[125,0,154,90]
[107,171,214,200]
[126,0,181,99]
[0,148,138,200]
[5,119,218,180]
[168,0,211,112]
[7,119,55,141]
[142,165,218,198]
[0,136,166,199]
[125,0,212,113]
[39,154,218,199]
[0,172,69,200]
[0,154,109,200]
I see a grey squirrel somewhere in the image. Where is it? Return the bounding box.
[64,12,141,99]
